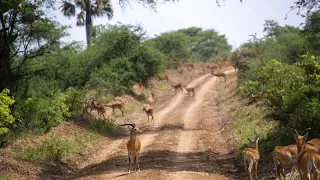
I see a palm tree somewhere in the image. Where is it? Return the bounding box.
[60,0,113,46]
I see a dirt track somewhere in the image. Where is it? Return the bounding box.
[57,68,242,180]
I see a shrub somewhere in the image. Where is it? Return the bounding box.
[0,89,15,136]
[14,92,70,133]
[64,87,86,118]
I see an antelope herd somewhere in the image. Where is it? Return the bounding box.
[240,127,320,180]
[86,61,320,179]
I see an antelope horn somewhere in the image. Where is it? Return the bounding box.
[292,128,299,135]
[116,122,135,128]
[302,128,311,135]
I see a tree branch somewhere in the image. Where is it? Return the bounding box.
[0,14,6,29]
[15,68,46,81]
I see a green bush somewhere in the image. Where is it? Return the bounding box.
[64,87,86,118]
[0,89,15,136]
[239,59,305,106]
[14,92,70,133]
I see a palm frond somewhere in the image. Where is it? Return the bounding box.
[76,11,85,26]
[75,0,86,9]
[60,1,76,17]
[92,0,113,19]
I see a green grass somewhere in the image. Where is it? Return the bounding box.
[222,95,297,166]
[87,118,119,134]
[0,175,11,180]
[17,131,99,163]
[125,99,144,114]
[158,81,167,90]
[220,94,281,164]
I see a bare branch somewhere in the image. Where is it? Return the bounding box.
[15,68,46,81]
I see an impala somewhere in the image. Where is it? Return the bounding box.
[272,144,298,179]
[293,128,320,180]
[243,135,260,180]
[147,92,156,104]
[183,85,195,97]
[159,73,169,82]
[184,62,194,71]
[172,60,181,67]
[211,71,227,82]
[105,101,124,116]
[118,123,142,173]
[171,83,183,95]
[88,100,106,118]
[142,105,154,123]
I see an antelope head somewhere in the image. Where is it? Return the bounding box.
[293,128,311,153]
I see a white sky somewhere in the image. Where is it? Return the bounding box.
[53,0,305,49]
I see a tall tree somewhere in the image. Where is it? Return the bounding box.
[0,0,66,92]
[263,20,279,37]
[60,0,178,46]
[60,0,113,46]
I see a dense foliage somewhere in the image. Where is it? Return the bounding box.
[147,27,231,62]
[0,0,232,146]
[234,13,320,138]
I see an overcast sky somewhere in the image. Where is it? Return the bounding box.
[53,0,305,49]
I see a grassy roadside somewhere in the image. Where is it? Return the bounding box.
[17,131,100,163]
[218,73,295,168]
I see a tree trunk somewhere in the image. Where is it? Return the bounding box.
[0,36,13,92]
[85,2,93,46]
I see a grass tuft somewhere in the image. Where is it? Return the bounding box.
[0,175,11,180]
[125,100,144,114]
[18,131,99,163]
[87,118,119,134]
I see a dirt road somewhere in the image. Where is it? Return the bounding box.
[60,69,241,180]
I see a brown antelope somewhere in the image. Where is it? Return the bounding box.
[118,123,142,173]
[307,138,320,152]
[171,83,183,95]
[184,62,194,71]
[105,101,124,116]
[211,71,227,82]
[273,129,320,179]
[207,64,217,71]
[147,92,156,104]
[183,85,195,97]
[243,135,260,180]
[216,61,223,69]
[272,144,298,179]
[142,105,154,123]
[172,60,181,67]
[88,100,106,118]
[293,128,320,180]
[159,73,169,82]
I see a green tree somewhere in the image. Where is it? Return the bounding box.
[60,0,113,46]
[0,0,67,92]
[304,10,320,55]
[263,20,279,37]
[192,29,231,60]
[150,31,191,60]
